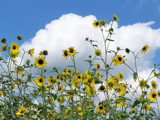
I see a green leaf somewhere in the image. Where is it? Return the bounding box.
[132,99,141,108]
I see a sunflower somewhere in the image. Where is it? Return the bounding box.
[1,43,6,52]
[77,74,83,81]
[97,104,104,115]
[97,70,101,80]
[58,97,65,103]
[58,85,64,93]
[95,63,100,70]
[139,79,147,89]
[29,48,34,57]
[15,66,24,74]
[49,97,54,102]
[105,77,114,90]
[72,78,79,87]
[68,47,76,56]
[34,56,47,68]
[116,97,125,107]
[84,74,95,86]
[151,80,157,90]
[158,91,160,97]
[1,38,6,43]
[11,42,19,53]
[118,72,123,81]
[129,108,135,114]
[144,103,150,111]
[40,84,47,93]
[98,85,105,92]
[33,109,38,115]
[16,107,26,116]
[153,70,159,78]
[148,90,157,101]
[113,14,119,21]
[62,50,69,59]
[9,51,19,59]
[100,19,107,27]
[141,45,149,53]
[95,49,101,56]
[35,76,45,86]
[77,107,83,116]
[93,20,100,28]
[117,87,125,96]
[67,90,74,98]
[115,55,123,65]
[48,76,55,85]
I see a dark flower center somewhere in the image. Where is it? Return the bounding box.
[100,86,105,91]
[88,79,92,83]
[69,49,73,53]
[64,51,68,56]
[152,93,156,98]
[39,79,43,83]
[13,46,16,50]
[38,59,44,65]
[78,75,81,79]
[143,47,146,51]
[118,57,122,61]
[57,76,60,79]
[99,106,103,110]
[96,22,99,26]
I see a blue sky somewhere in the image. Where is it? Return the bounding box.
[0,0,160,64]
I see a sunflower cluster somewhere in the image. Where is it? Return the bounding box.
[0,15,160,120]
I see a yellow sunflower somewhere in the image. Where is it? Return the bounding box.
[148,90,157,101]
[33,109,38,115]
[16,106,26,116]
[9,51,19,59]
[144,103,150,111]
[1,43,6,52]
[29,48,34,57]
[34,56,47,68]
[105,77,114,90]
[58,97,65,103]
[100,19,107,27]
[151,80,157,90]
[97,104,104,115]
[141,45,149,53]
[118,72,123,81]
[95,63,100,70]
[129,108,135,114]
[84,74,95,86]
[62,50,69,59]
[68,47,76,56]
[115,55,123,65]
[98,85,105,92]
[93,20,100,28]
[40,84,47,93]
[95,49,101,56]
[11,42,19,53]
[58,85,64,93]
[77,74,83,81]
[158,91,160,97]
[113,14,119,21]
[139,79,147,89]
[48,76,55,85]
[35,76,45,86]
[0,90,3,96]
[153,70,159,78]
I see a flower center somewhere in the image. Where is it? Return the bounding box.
[88,79,92,83]
[64,51,68,56]
[39,79,43,83]
[38,59,44,65]
[118,57,122,61]
[69,49,73,53]
[96,22,99,26]
[99,106,103,110]
[13,45,16,50]
[152,93,156,98]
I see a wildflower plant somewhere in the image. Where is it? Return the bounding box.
[0,14,160,120]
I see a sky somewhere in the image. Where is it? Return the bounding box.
[0,0,160,64]
[0,0,160,112]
